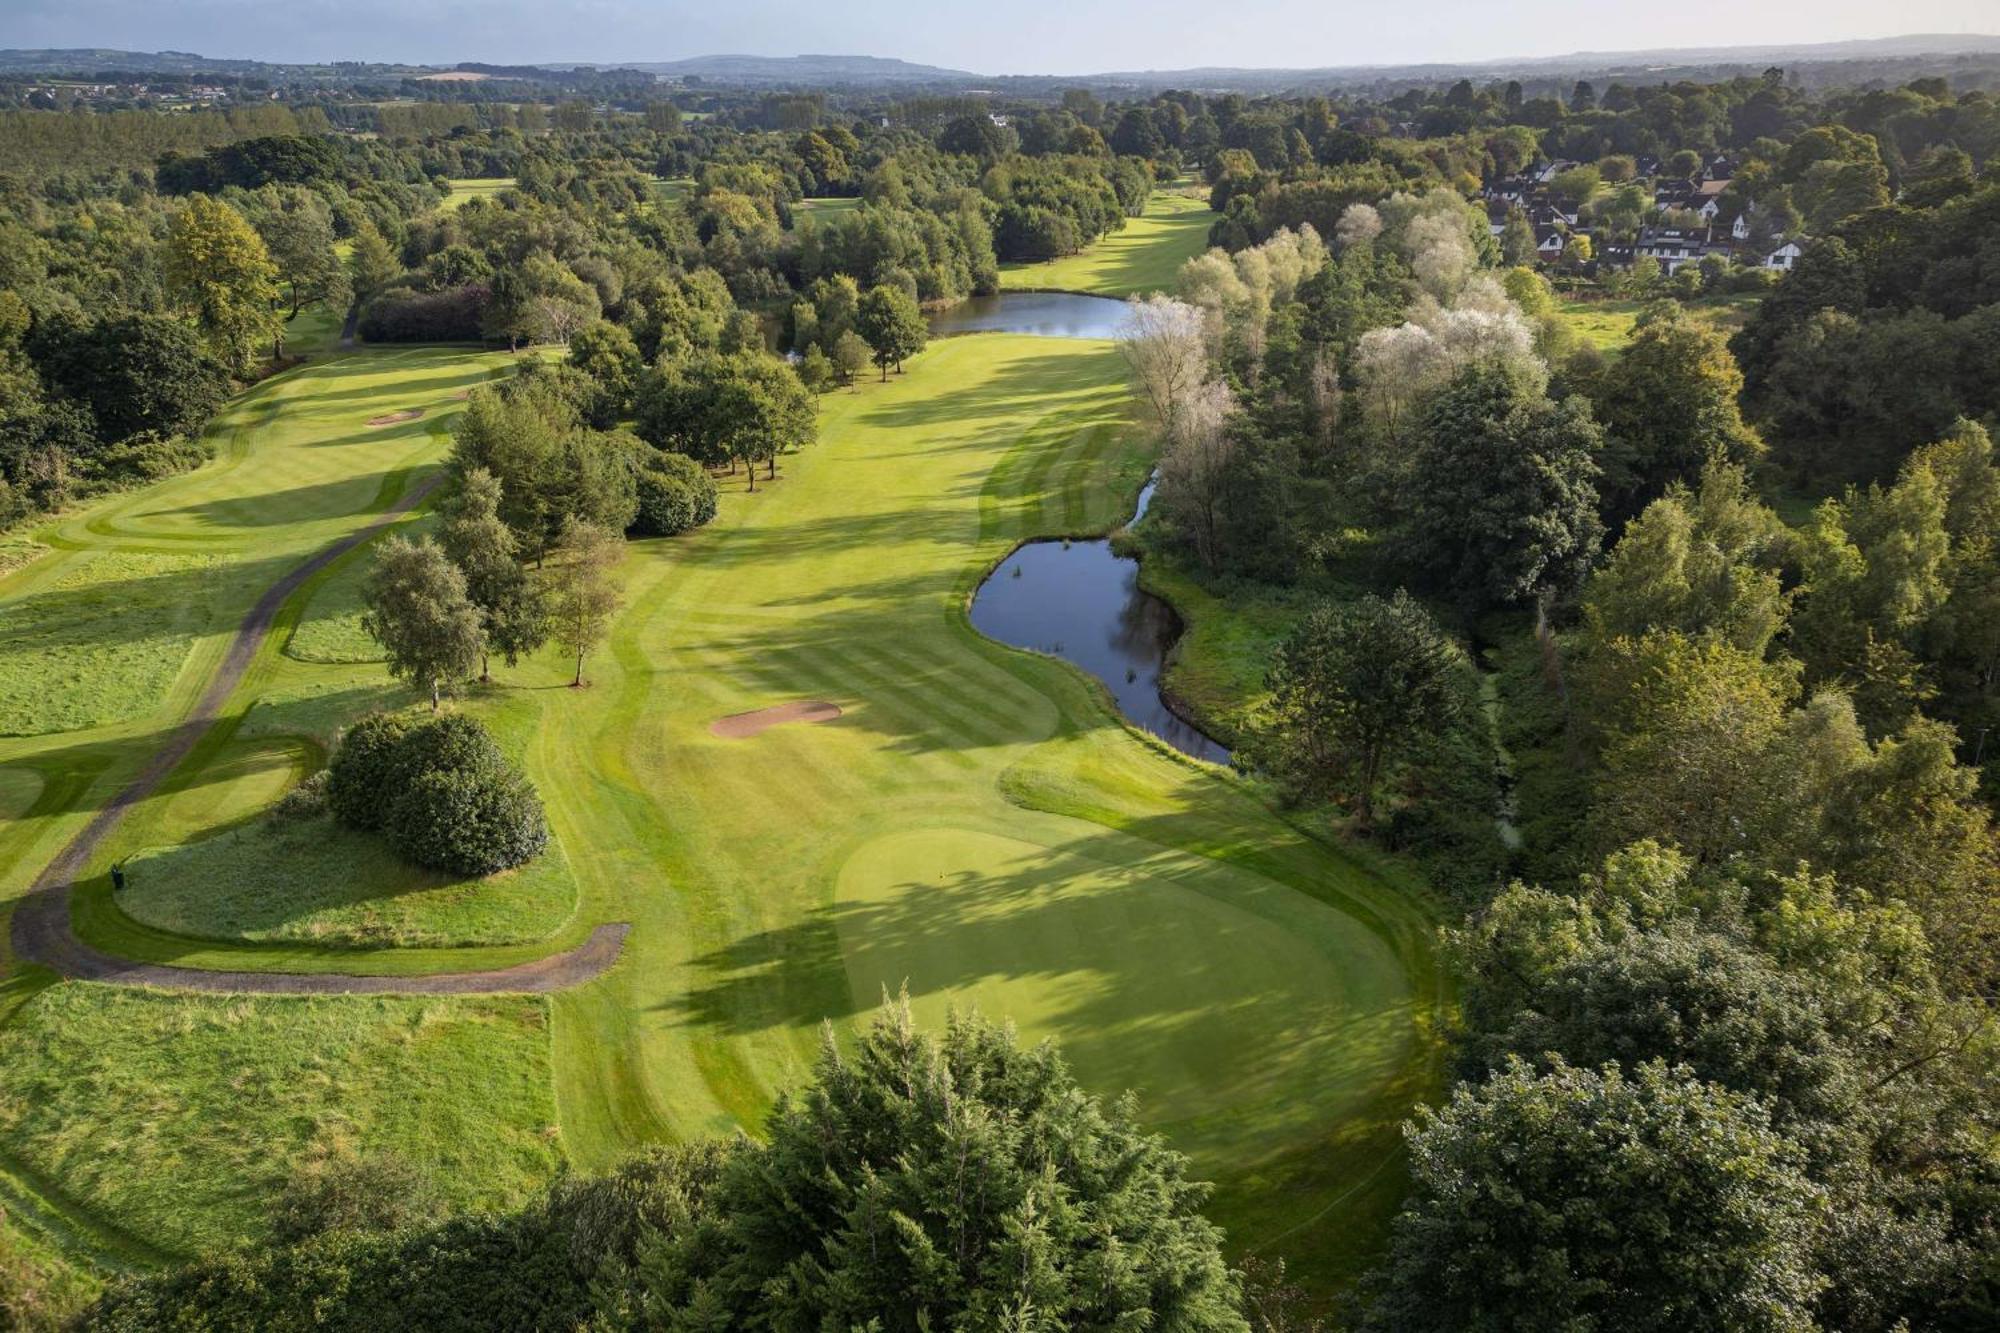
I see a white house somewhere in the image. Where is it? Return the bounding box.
[1765,240,1804,272]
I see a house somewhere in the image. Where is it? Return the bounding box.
[1764,240,1804,272]
[1636,225,1710,273]
[1729,213,1752,241]
[1535,225,1567,259]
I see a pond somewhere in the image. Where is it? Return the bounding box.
[929,291,1131,340]
[970,478,1231,765]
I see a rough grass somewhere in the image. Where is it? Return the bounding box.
[438,177,513,211]
[0,981,561,1259]
[1555,291,1764,353]
[0,550,221,737]
[118,814,579,948]
[999,191,1215,297]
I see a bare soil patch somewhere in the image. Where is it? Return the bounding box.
[709,699,842,739]
[366,408,425,428]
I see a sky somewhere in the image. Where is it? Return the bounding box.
[3,0,1996,75]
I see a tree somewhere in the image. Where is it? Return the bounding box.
[1118,293,1209,440]
[162,193,280,373]
[830,329,870,385]
[546,517,623,687]
[1583,462,1791,656]
[1364,1058,1823,1333]
[1587,629,1801,864]
[254,186,349,323]
[1155,379,1237,570]
[797,343,833,397]
[26,313,227,447]
[1395,361,1604,614]
[856,283,926,380]
[438,468,547,681]
[635,353,815,491]
[361,535,484,711]
[1590,306,1762,517]
[1498,209,1536,266]
[567,320,642,427]
[450,385,638,559]
[1265,591,1463,827]
[347,220,401,303]
[626,1000,1248,1330]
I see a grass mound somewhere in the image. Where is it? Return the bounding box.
[0,981,561,1258]
[117,813,578,949]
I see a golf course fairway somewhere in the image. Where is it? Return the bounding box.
[0,330,1442,1289]
[999,190,1217,297]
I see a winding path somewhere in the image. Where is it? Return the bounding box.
[9,471,631,995]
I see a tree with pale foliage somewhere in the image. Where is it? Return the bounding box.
[546,517,624,687]
[1118,294,1208,441]
[162,193,281,373]
[1155,378,1238,570]
[362,535,485,711]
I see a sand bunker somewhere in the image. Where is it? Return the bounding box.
[366,408,425,427]
[709,699,842,738]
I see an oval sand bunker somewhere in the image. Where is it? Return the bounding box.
[366,407,426,427]
[709,699,842,739]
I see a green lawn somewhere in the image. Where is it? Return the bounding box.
[117,815,580,949]
[795,195,862,220]
[0,322,1440,1295]
[287,513,438,664]
[438,177,514,211]
[1555,291,1764,353]
[999,191,1215,297]
[0,979,560,1259]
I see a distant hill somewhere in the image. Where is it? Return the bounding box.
[1083,33,2000,89]
[572,53,980,85]
[1,33,1996,90]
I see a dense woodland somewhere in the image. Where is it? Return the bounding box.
[2,53,1997,1332]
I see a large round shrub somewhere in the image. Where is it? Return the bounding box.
[630,453,718,537]
[327,712,417,830]
[388,764,549,875]
[385,712,506,790]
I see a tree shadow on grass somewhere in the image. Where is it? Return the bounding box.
[651,822,1420,1151]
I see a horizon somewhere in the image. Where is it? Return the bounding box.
[4,1,1997,76]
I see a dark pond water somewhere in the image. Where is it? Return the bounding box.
[970,479,1231,764]
[929,291,1130,340]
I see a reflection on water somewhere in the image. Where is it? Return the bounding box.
[929,292,1131,340]
[970,477,1230,764]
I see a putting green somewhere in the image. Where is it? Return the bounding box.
[836,825,1415,1160]
[999,190,1216,297]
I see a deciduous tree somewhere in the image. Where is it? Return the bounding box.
[546,517,623,687]
[361,535,485,711]
[162,193,280,373]
[1265,590,1463,826]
